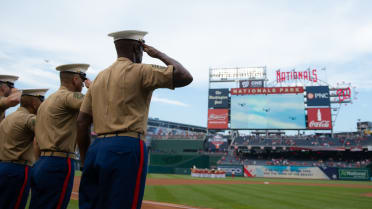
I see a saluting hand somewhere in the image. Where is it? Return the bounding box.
[142,43,162,58]
[84,79,92,89]
[6,88,21,107]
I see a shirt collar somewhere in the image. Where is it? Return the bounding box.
[18,106,31,114]
[117,57,133,63]
[59,86,68,91]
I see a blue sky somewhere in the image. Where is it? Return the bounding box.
[1,0,371,133]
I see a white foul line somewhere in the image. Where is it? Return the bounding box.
[71,192,202,209]
[143,200,203,209]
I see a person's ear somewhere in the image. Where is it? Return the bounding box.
[32,99,38,113]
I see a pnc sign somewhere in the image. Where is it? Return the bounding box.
[306,86,330,107]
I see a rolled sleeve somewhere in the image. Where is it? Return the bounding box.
[141,64,174,90]
[65,92,85,110]
[26,115,36,132]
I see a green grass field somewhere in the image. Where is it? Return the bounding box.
[143,174,372,209]
[63,174,372,209]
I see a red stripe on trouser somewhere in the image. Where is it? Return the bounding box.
[56,158,72,209]
[13,166,29,209]
[131,140,144,209]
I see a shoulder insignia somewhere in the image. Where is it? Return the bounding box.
[151,64,166,70]
[73,92,84,99]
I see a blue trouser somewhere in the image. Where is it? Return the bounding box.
[29,156,75,209]
[79,136,148,209]
[0,162,31,209]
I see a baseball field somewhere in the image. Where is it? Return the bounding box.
[63,172,372,209]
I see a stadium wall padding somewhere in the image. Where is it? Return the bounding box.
[151,139,204,153]
[244,165,333,179]
[244,165,371,180]
[148,153,210,174]
[338,168,370,181]
[217,165,244,176]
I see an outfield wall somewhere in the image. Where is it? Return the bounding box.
[244,165,371,180]
[149,153,210,174]
[217,165,244,177]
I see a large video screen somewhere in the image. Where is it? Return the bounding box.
[231,94,306,129]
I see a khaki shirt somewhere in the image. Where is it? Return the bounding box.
[0,107,36,164]
[80,57,173,136]
[35,86,84,153]
[0,96,7,122]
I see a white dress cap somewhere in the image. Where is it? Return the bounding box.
[108,30,148,41]
[0,75,19,83]
[56,64,90,74]
[22,89,49,97]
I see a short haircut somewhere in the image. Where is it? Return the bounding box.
[20,95,35,108]
[60,72,79,83]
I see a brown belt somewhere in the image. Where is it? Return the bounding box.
[96,131,140,139]
[40,151,77,160]
[1,160,32,166]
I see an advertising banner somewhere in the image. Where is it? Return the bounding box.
[208,109,229,129]
[307,108,332,130]
[230,94,306,129]
[244,165,330,179]
[210,67,265,81]
[338,168,370,181]
[208,89,229,108]
[239,80,264,88]
[306,86,330,106]
[276,69,318,83]
[206,135,229,151]
[231,87,304,95]
[218,165,244,177]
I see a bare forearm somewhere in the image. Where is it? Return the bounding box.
[156,51,180,67]
[143,44,193,88]
[33,139,40,160]
[77,125,91,166]
[157,52,193,88]
[76,112,93,166]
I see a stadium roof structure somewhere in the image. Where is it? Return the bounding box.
[148,118,207,133]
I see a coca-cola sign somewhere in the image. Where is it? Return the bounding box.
[309,120,330,128]
[307,108,332,130]
[208,109,229,129]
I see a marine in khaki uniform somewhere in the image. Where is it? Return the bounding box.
[77,30,193,209]
[0,89,48,209]
[0,75,21,122]
[29,64,91,209]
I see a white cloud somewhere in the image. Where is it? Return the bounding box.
[0,51,10,59]
[1,1,372,88]
[151,96,189,107]
[0,0,372,132]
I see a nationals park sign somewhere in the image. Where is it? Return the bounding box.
[231,87,304,95]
